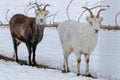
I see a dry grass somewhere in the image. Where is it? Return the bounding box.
[0,54,60,70]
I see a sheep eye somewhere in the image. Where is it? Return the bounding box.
[90,22,92,25]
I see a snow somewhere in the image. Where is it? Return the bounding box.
[0,0,120,80]
[0,60,99,80]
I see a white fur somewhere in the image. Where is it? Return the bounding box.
[35,10,49,25]
[57,16,103,76]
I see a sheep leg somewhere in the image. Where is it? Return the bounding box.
[85,54,92,77]
[26,43,32,66]
[63,53,70,73]
[32,45,37,66]
[12,37,19,62]
[61,44,70,73]
[13,41,21,57]
[75,52,81,76]
[62,48,70,73]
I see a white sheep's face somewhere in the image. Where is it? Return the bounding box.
[86,16,103,30]
[35,10,49,25]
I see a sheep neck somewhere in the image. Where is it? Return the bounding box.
[36,24,45,34]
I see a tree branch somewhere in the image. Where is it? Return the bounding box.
[6,9,9,23]
[0,21,9,27]
[115,12,120,27]
[66,0,74,20]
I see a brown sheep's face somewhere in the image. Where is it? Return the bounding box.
[35,9,49,25]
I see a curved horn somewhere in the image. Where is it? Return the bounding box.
[34,2,40,10]
[97,9,106,18]
[43,4,50,10]
[82,7,94,18]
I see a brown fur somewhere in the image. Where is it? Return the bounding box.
[68,47,74,52]
[9,14,44,66]
[10,14,36,41]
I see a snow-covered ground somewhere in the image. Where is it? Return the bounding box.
[0,60,101,80]
[0,0,120,80]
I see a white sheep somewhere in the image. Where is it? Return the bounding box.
[57,7,105,76]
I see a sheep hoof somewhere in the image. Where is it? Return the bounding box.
[28,62,32,66]
[77,73,80,76]
[32,63,37,66]
[13,54,15,58]
[28,64,32,66]
[61,70,70,73]
[85,73,93,77]
[15,59,19,63]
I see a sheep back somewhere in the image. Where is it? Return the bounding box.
[57,20,98,54]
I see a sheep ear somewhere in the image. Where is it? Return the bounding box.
[98,17,103,22]
[86,16,89,22]
[86,16,92,23]
[100,17,103,22]
[45,10,49,15]
[35,10,40,15]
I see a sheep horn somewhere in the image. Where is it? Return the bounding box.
[43,4,50,11]
[34,2,40,10]
[96,9,106,18]
[82,7,94,18]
